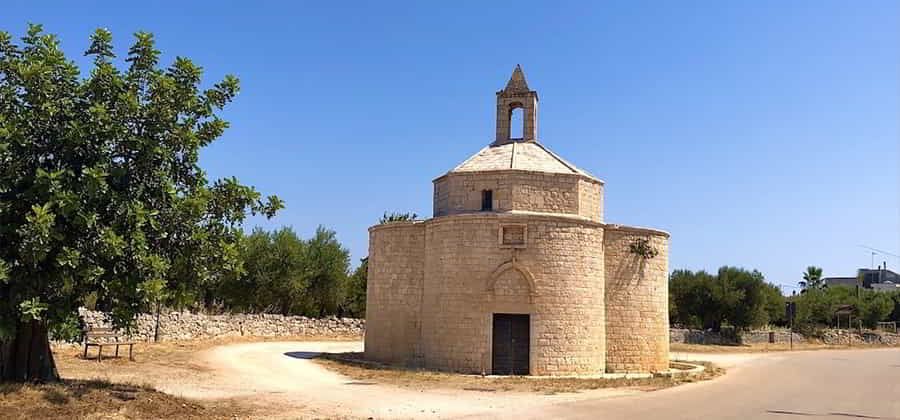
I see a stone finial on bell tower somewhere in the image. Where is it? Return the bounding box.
[494,65,539,145]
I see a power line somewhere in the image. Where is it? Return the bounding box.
[859,245,900,260]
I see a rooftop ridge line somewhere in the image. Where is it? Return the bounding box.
[533,141,580,174]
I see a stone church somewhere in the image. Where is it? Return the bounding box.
[365,66,670,375]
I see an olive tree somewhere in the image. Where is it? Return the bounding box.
[0,25,281,381]
[343,257,368,318]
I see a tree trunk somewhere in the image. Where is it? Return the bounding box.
[0,319,59,382]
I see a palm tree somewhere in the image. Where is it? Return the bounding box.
[799,266,824,290]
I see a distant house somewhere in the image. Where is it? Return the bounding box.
[822,276,858,288]
[822,267,900,292]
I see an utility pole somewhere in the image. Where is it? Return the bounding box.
[786,296,796,351]
[789,312,793,351]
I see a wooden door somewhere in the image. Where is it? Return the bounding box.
[492,313,530,375]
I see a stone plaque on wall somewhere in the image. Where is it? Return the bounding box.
[499,224,527,248]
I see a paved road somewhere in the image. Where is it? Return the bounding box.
[180,341,899,419]
[494,348,900,420]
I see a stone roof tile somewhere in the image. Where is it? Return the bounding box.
[450,141,599,181]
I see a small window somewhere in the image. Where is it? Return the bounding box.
[481,190,493,211]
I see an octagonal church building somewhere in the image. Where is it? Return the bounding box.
[365,66,670,376]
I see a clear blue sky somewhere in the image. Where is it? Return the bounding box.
[4,1,899,294]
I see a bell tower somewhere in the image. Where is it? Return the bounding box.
[494,65,539,145]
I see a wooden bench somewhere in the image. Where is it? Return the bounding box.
[83,327,135,362]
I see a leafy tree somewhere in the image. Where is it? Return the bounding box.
[213,226,353,318]
[799,266,824,291]
[890,292,900,323]
[217,228,307,314]
[266,228,310,314]
[669,269,725,330]
[792,286,845,329]
[300,226,350,317]
[669,267,784,331]
[761,282,786,325]
[0,26,281,381]
[791,285,899,330]
[343,257,368,318]
[860,292,894,329]
[719,267,769,329]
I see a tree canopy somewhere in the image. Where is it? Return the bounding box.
[344,257,368,318]
[670,264,900,333]
[210,226,355,317]
[792,286,900,331]
[669,266,785,331]
[0,25,281,381]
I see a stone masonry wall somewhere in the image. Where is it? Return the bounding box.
[604,226,670,373]
[365,222,426,366]
[418,213,606,375]
[77,308,363,342]
[577,178,603,223]
[433,172,602,222]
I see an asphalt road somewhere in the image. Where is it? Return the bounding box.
[497,348,900,420]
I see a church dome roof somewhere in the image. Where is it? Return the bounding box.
[449,141,601,182]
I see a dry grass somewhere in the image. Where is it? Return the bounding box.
[0,379,248,420]
[315,352,724,394]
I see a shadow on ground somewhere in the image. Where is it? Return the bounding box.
[283,351,322,359]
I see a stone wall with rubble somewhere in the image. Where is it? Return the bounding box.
[76,308,364,342]
[669,328,805,345]
[820,329,900,345]
[603,226,670,373]
[669,328,900,346]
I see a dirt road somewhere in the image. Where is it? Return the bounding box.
[63,340,898,419]
[192,341,645,418]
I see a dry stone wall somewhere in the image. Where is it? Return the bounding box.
[820,330,900,346]
[669,328,805,345]
[741,330,805,344]
[77,308,364,342]
[669,328,900,346]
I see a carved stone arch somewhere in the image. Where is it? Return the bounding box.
[486,260,537,296]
